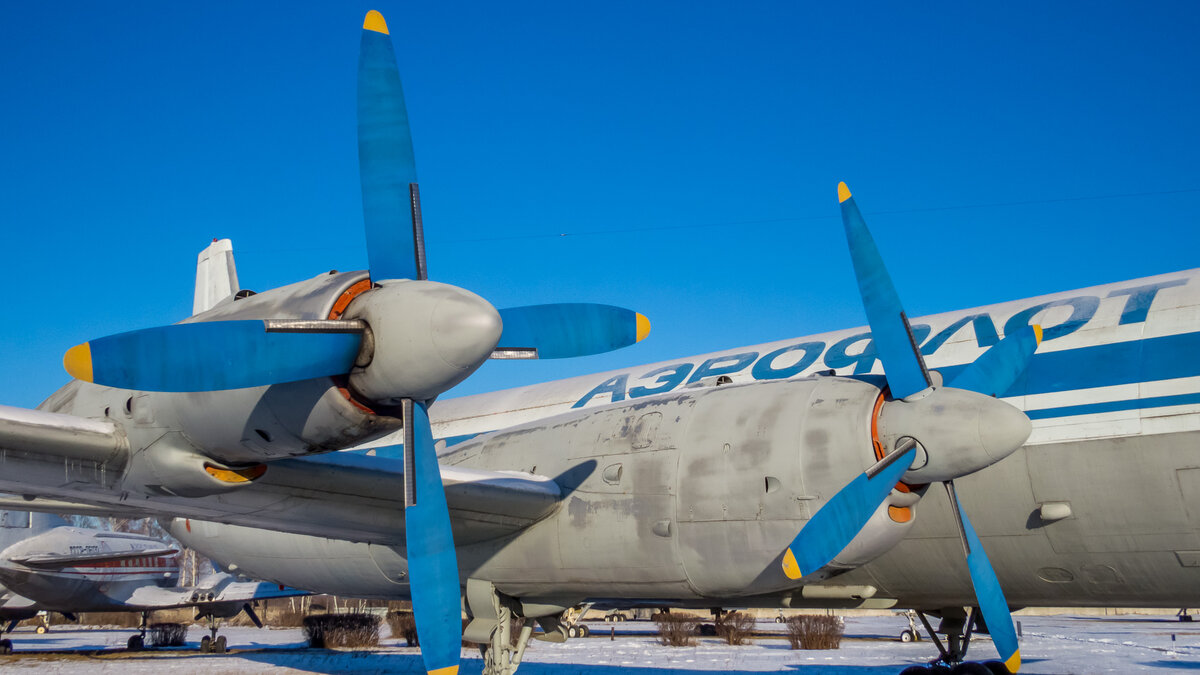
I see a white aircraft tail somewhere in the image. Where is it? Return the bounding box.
[193,238,240,315]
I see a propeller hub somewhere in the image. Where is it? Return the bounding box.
[345,280,502,404]
[877,386,1031,484]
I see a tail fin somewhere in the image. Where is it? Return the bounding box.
[193,239,240,315]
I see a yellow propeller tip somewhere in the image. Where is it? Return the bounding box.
[781,548,804,580]
[428,666,460,675]
[1032,324,1043,344]
[363,10,389,34]
[1005,650,1021,673]
[837,182,852,203]
[635,313,652,342]
[63,343,94,383]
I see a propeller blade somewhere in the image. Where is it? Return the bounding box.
[493,304,651,359]
[401,398,462,675]
[358,10,425,282]
[948,325,1042,397]
[839,182,931,399]
[63,320,363,392]
[780,443,917,580]
[242,602,264,629]
[946,481,1021,673]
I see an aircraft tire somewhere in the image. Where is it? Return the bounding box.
[950,663,992,675]
[567,626,579,638]
[0,639,12,655]
[775,616,784,623]
[214,636,227,653]
[127,635,143,651]
[900,629,915,642]
[200,635,211,653]
[981,662,1012,675]
[579,625,590,638]
[35,626,46,635]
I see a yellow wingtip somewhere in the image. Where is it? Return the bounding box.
[1031,324,1043,345]
[363,10,389,34]
[837,182,852,203]
[782,548,804,580]
[1005,650,1021,673]
[63,343,94,382]
[636,313,651,342]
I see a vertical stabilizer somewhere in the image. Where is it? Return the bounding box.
[193,239,240,315]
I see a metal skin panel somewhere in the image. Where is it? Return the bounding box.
[675,377,874,597]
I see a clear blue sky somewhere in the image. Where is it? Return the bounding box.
[2,1,1199,408]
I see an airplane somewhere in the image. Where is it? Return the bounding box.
[0,8,1194,675]
[0,507,303,654]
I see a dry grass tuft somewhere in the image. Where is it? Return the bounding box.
[147,623,187,647]
[302,613,380,649]
[785,614,844,650]
[716,611,756,645]
[654,614,700,647]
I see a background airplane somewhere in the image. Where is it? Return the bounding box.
[0,508,303,654]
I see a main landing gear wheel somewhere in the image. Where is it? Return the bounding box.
[982,662,1011,675]
[950,663,992,675]
[900,628,917,642]
[0,639,12,655]
[127,635,144,651]
[214,635,227,654]
[200,635,211,653]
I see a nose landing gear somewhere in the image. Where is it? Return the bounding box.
[897,609,1014,675]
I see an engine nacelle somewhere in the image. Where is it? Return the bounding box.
[122,431,267,498]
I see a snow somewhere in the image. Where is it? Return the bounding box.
[1,614,1197,673]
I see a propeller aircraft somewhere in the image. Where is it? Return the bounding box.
[0,9,1196,675]
[0,508,302,654]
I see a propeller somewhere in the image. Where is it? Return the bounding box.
[61,10,658,675]
[780,182,1033,672]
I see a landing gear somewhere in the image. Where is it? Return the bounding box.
[898,610,921,642]
[127,611,150,651]
[0,639,12,655]
[197,613,228,653]
[463,578,582,675]
[901,608,1015,675]
[1179,608,1193,622]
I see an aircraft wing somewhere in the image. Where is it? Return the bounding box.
[119,572,305,611]
[9,546,179,569]
[0,403,564,546]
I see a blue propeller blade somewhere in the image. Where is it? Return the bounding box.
[359,10,423,282]
[401,399,462,675]
[780,444,917,580]
[495,303,651,359]
[948,483,1021,673]
[839,182,931,399]
[63,320,362,392]
[949,325,1042,398]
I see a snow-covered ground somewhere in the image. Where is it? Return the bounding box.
[1,614,1196,673]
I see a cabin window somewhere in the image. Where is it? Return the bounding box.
[0,512,30,528]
